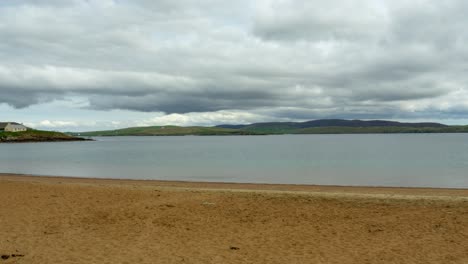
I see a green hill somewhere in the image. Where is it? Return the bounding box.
[72,119,468,136]
[217,119,451,134]
[0,130,89,143]
[73,126,261,136]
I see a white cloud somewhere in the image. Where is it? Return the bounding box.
[25,120,82,130]
[138,110,288,127]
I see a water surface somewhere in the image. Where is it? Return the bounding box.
[1,134,468,188]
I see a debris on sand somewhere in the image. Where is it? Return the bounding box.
[1,254,24,261]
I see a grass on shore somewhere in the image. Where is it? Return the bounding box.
[0,130,85,142]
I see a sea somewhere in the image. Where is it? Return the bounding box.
[1,134,468,188]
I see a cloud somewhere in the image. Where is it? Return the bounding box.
[138,110,285,127]
[1,0,468,127]
[33,120,80,128]
[253,0,389,42]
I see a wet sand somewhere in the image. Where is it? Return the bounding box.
[1,173,468,263]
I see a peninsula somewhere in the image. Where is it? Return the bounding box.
[0,122,88,143]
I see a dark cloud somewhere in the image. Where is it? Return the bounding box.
[1,0,468,121]
[88,90,278,113]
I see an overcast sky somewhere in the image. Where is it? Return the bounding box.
[1,0,468,131]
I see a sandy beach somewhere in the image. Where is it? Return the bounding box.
[1,174,468,264]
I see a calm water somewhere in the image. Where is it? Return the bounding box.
[1,134,468,188]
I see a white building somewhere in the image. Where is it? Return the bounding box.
[0,122,28,132]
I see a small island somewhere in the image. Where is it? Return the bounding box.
[0,122,89,143]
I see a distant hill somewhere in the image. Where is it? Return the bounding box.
[217,119,447,129]
[216,119,450,134]
[215,124,247,129]
[298,119,447,128]
[72,119,468,136]
[73,126,260,137]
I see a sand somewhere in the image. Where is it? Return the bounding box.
[1,174,468,264]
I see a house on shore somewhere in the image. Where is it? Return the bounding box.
[0,122,28,132]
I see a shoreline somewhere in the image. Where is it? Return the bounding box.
[0,138,92,143]
[2,173,468,198]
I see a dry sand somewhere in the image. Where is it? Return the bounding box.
[1,174,468,264]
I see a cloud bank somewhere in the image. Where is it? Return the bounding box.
[2,0,468,128]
